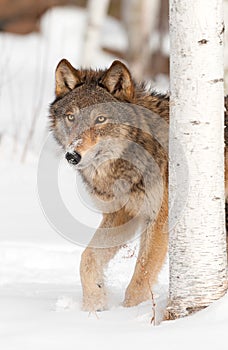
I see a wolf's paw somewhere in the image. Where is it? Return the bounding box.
[123,286,150,308]
[123,295,150,308]
[82,298,108,312]
[82,289,108,312]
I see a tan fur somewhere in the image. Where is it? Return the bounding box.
[226,148,228,201]
[225,96,228,202]
[124,184,168,307]
[50,59,227,311]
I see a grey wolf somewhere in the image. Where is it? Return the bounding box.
[49,59,227,311]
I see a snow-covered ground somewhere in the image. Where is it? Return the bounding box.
[0,6,227,350]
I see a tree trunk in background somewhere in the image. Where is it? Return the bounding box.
[167,0,227,319]
[150,0,169,77]
[83,0,110,67]
[122,0,160,81]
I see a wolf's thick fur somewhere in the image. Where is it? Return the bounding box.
[50,59,227,311]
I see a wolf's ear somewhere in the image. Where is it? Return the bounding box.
[55,59,81,98]
[100,60,134,99]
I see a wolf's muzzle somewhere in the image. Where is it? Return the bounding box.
[65,151,81,165]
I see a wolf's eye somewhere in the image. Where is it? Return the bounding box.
[66,114,75,122]
[95,116,107,124]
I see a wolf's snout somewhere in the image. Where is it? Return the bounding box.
[65,151,81,165]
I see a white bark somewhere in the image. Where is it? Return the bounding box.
[167,0,227,319]
[224,0,228,91]
[83,0,110,67]
[122,0,160,80]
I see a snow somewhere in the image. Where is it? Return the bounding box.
[0,6,227,350]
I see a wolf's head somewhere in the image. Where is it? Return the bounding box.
[49,59,143,168]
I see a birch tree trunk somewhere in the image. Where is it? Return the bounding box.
[224,0,228,91]
[167,0,227,319]
[83,0,110,67]
[122,0,160,80]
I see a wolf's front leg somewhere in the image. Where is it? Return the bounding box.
[80,210,133,312]
[123,200,168,308]
[80,246,117,311]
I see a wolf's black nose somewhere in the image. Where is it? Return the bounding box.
[65,151,81,165]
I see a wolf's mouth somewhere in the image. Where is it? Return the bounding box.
[65,151,81,165]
